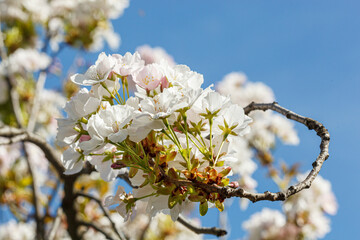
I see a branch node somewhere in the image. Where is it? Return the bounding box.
[312,161,318,168]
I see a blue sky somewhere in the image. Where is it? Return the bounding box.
[47,1,360,239]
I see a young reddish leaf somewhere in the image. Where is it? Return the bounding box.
[168,168,178,179]
[218,167,232,178]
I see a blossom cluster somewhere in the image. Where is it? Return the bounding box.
[242,174,337,240]
[57,51,253,220]
[0,0,129,52]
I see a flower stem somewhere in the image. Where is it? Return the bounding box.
[209,118,214,163]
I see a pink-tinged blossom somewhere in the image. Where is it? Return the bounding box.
[136,45,175,66]
[133,63,164,90]
[71,52,116,86]
[113,52,144,77]
[79,135,91,142]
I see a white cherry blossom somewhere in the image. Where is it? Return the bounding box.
[162,64,204,90]
[79,102,134,152]
[242,208,286,240]
[113,52,144,77]
[64,88,100,120]
[62,142,84,175]
[138,87,187,119]
[213,104,252,137]
[71,52,116,86]
[104,186,132,221]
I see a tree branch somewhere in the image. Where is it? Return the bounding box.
[27,43,65,133]
[62,175,80,239]
[47,208,63,240]
[0,126,64,176]
[161,102,330,203]
[23,142,45,240]
[177,215,227,237]
[27,71,47,132]
[75,192,125,240]
[78,220,115,240]
[117,170,138,189]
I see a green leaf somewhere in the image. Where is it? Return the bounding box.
[168,195,177,209]
[148,173,156,184]
[221,178,230,186]
[157,187,172,195]
[215,161,225,167]
[199,201,208,216]
[128,167,138,178]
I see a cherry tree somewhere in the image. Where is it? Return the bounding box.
[0,1,337,239]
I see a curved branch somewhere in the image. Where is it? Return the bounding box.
[0,126,64,176]
[177,215,227,237]
[117,170,138,189]
[78,220,115,240]
[162,102,330,203]
[75,192,125,240]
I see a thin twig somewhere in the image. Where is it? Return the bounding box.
[0,126,64,176]
[161,102,330,203]
[177,215,227,237]
[27,71,47,132]
[47,208,63,240]
[78,220,115,240]
[27,43,65,133]
[75,192,125,240]
[23,142,45,240]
